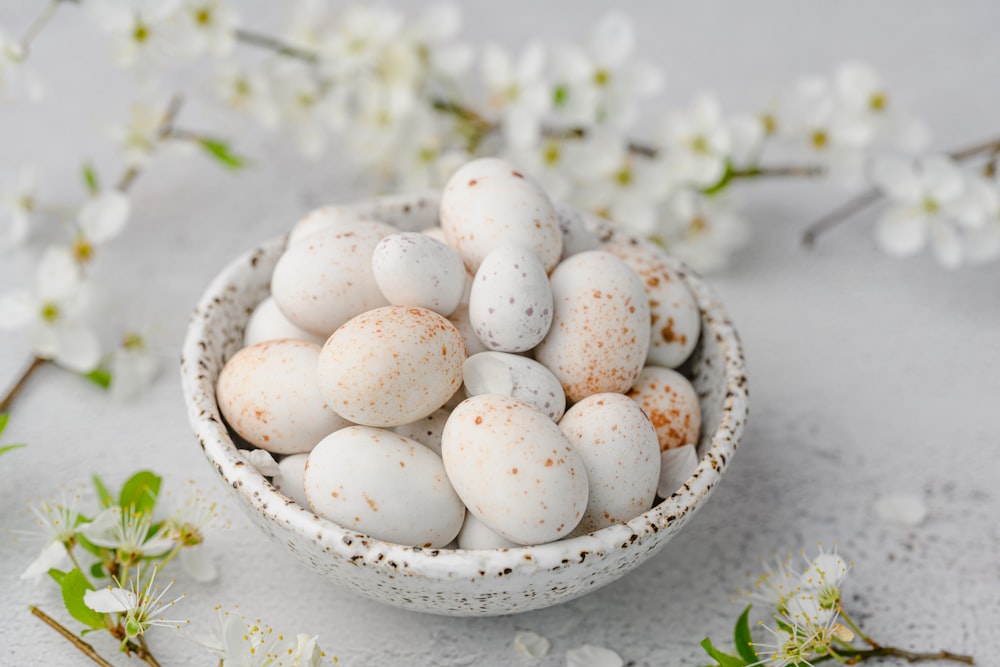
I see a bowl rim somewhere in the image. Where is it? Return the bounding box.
[181,200,749,581]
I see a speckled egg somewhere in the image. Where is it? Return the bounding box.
[558,393,660,535]
[441,394,588,545]
[216,340,350,454]
[393,407,450,455]
[243,296,325,347]
[627,366,702,451]
[304,426,465,548]
[463,352,565,422]
[534,251,651,403]
[605,240,700,368]
[440,158,562,273]
[317,306,465,427]
[288,205,375,246]
[468,245,553,352]
[271,222,396,337]
[457,513,519,550]
[272,453,309,506]
[372,232,466,317]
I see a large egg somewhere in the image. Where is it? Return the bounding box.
[243,296,324,347]
[440,158,562,273]
[604,240,700,368]
[441,394,588,545]
[559,393,660,534]
[270,221,395,337]
[304,426,465,547]
[468,245,553,352]
[372,232,466,316]
[463,352,565,422]
[457,513,519,550]
[317,306,465,427]
[216,340,349,454]
[534,251,651,403]
[627,366,702,451]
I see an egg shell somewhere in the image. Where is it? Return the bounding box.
[555,203,602,259]
[558,393,660,535]
[441,394,588,545]
[393,407,450,455]
[534,251,651,403]
[243,296,324,347]
[468,245,553,352]
[372,232,466,317]
[604,239,700,368]
[288,205,377,246]
[627,366,702,451]
[272,453,310,506]
[216,340,350,454]
[657,444,699,499]
[304,426,465,548]
[447,304,488,357]
[457,513,520,550]
[463,351,566,421]
[440,158,562,273]
[317,306,466,427]
[271,221,396,337]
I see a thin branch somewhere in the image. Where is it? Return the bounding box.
[0,356,46,413]
[235,29,318,63]
[29,606,115,667]
[132,637,163,667]
[948,136,1000,162]
[115,94,185,193]
[731,165,825,179]
[19,0,62,55]
[848,646,975,664]
[801,188,882,249]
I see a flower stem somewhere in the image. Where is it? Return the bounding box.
[115,94,185,193]
[19,0,62,55]
[0,356,46,413]
[29,605,115,667]
[843,646,975,664]
[234,28,318,63]
[132,636,163,667]
[837,605,878,648]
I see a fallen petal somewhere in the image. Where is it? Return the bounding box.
[514,630,550,658]
[874,493,928,527]
[566,644,623,667]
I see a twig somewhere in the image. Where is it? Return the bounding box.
[132,637,163,667]
[19,0,62,55]
[115,94,185,193]
[845,646,975,664]
[0,356,46,413]
[801,188,881,249]
[235,28,318,63]
[948,136,1000,162]
[29,606,114,667]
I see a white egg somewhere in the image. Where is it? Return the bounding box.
[441,394,588,545]
[447,304,488,357]
[440,158,562,273]
[393,407,450,455]
[457,513,519,550]
[288,205,376,246]
[468,245,553,352]
[534,251,651,403]
[627,366,702,452]
[243,296,324,347]
[270,221,395,337]
[272,453,310,507]
[555,203,602,259]
[559,393,660,535]
[463,352,565,421]
[372,232,466,316]
[304,426,465,548]
[605,240,700,368]
[317,306,466,427]
[216,340,349,454]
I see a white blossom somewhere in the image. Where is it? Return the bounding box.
[0,167,38,248]
[547,43,601,126]
[658,189,749,273]
[108,330,160,401]
[174,0,239,59]
[82,506,175,560]
[20,493,82,582]
[77,189,132,258]
[834,61,930,153]
[84,566,187,639]
[316,4,404,80]
[111,101,169,168]
[507,137,576,203]
[192,608,325,667]
[660,94,733,188]
[0,246,101,372]
[481,42,551,150]
[0,29,44,101]
[84,0,182,68]
[406,3,473,81]
[961,174,1000,264]
[214,62,280,129]
[164,488,219,582]
[270,61,333,158]
[514,630,550,659]
[384,108,469,193]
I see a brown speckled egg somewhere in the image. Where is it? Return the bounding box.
[558,393,660,535]
[317,306,466,427]
[216,340,350,454]
[441,394,588,545]
[604,240,700,369]
[534,251,651,403]
[627,366,702,451]
[440,158,562,273]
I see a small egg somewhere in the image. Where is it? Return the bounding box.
[317,306,466,427]
[271,221,395,337]
[534,251,651,403]
[463,352,565,421]
[304,426,465,547]
[372,232,466,316]
[441,394,588,545]
[272,453,310,506]
[457,513,519,550]
[447,304,488,357]
[243,296,324,347]
[288,206,376,246]
[393,407,450,455]
[468,245,553,352]
[605,240,700,368]
[559,393,660,535]
[555,203,602,259]
[217,340,350,454]
[627,366,702,451]
[440,158,562,273]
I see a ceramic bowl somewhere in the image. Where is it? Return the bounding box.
[180,192,748,617]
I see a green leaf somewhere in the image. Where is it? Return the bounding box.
[0,412,9,436]
[48,568,67,585]
[198,138,247,170]
[92,475,114,508]
[82,163,99,195]
[0,443,26,456]
[118,470,161,515]
[700,637,747,667]
[58,567,107,630]
[734,606,759,664]
[702,159,735,196]
[90,561,106,580]
[83,367,112,389]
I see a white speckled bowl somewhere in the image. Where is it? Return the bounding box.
[181,193,748,617]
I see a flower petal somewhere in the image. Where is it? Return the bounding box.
[0,290,36,330]
[871,157,920,202]
[589,11,633,67]
[566,644,624,667]
[52,323,101,373]
[21,540,70,582]
[875,208,927,257]
[920,155,964,202]
[35,246,82,301]
[245,448,280,476]
[84,587,136,613]
[78,190,131,244]
[874,492,929,526]
[929,219,963,269]
[180,545,218,583]
[514,630,550,658]
[81,507,122,547]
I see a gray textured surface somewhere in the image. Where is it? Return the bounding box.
[2,1,999,665]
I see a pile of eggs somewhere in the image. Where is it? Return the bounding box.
[217,158,703,550]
